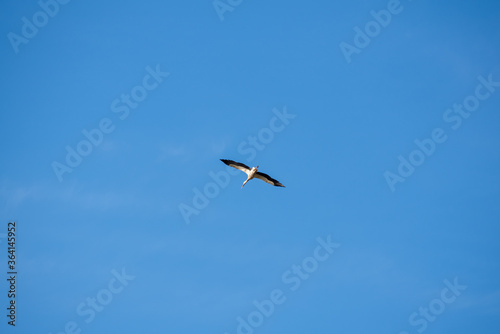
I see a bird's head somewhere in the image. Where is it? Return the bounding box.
[256,165,259,170]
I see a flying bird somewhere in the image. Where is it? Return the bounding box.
[220,159,285,188]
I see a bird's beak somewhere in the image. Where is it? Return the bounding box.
[256,165,259,169]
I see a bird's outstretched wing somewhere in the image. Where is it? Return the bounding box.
[254,172,285,187]
[220,159,251,175]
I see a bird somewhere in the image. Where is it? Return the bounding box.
[220,159,285,188]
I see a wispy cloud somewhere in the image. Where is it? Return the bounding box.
[0,185,35,209]
[157,144,188,162]
[0,180,150,212]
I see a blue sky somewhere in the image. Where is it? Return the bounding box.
[1,0,499,333]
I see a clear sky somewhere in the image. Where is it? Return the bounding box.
[1,0,499,333]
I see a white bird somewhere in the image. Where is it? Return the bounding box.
[221,159,285,188]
